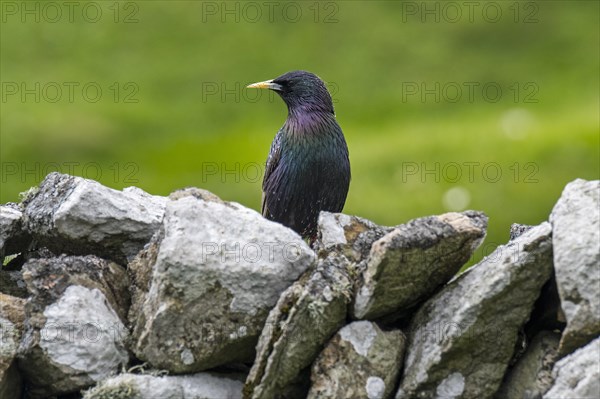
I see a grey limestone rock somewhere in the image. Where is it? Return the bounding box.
[245,252,353,399]
[550,179,600,356]
[17,255,130,398]
[314,212,394,262]
[308,321,406,399]
[22,172,167,263]
[84,372,245,399]
[396,222,553,398]
[543,336,600,398]
[0,293,26,399]
[0,203,30,261]
[130,195,315,373]
[353,211,488,320]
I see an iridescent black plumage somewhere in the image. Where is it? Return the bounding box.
[248,71,350,239]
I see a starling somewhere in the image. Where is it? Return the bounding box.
[247,70,351,239]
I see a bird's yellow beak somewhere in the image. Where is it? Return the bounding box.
[247,79,282,91]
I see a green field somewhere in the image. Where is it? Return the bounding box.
[1,1,598,266]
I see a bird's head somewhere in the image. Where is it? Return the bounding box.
[247,70,334,115]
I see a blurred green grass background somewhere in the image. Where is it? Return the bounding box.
[1,1,598,265]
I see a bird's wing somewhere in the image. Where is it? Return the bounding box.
[261,130,283,217]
